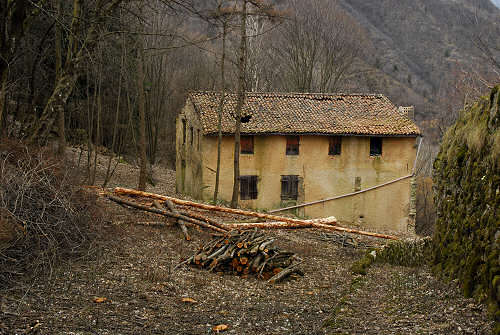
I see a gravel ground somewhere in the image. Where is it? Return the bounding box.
[0,149,494,334]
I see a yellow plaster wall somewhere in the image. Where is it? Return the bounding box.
[198,134,416,232]
[175,103,204,199]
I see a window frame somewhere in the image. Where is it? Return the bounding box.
[240,135,254,154]
[329,136,342,155]
[370,137,382,156]
[240,175,258,200]
[281,175,299,200]
[190,126,194,145]
[286,136,300,155]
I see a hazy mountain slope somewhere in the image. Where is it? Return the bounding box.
[337,0,500,119]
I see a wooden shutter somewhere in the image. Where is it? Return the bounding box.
[240,176,258,200]
[240,136,254,154]
[281,175,298,200]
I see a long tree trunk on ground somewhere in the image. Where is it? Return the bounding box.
[214,21,227,203]
[137,37,148,191]
[230,0,247,208]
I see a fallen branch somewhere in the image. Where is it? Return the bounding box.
[162,200,190,241]
[224,221,398,240]
[114,187,336,227]
[111,188,398,240]
[106,195,228,234]
[267,260,304,284]
[313,223,398,240]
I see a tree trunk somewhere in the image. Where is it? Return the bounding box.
[103,32,125,188]
[25,0,122,144]
[55,0,65,156]
[0,69,7,137]
[231,0,248,208]
[214,21,227,203]
[137,37,148,191]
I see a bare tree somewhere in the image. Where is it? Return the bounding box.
[230,0,248,208]
[271,0,367,93]
[0,0,38,136]
[230,0,279,208]
[25,0,124,144]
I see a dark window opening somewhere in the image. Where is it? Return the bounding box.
[329,136,342,155]
[181,159,186,191]
[197,129,201,150]
[286,136,299,155]
[281,175,299,200]
[190,126,194,145]
[240,135,254,154]
[370,137,382,156]
[182,119,186,144]
[240,175,258,200]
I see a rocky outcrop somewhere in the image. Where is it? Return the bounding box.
[433,85,500,333]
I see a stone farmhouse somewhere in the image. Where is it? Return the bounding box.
[176,92,421,233]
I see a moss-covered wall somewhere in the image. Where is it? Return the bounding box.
[432,85,500,332]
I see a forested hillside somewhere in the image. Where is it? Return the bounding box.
[0,0,498,169]
[337,0,500,121]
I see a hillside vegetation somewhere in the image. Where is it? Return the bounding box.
[433,85,500,333]
[337,0,500,120]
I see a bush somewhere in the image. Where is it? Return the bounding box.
[0,140,101,287]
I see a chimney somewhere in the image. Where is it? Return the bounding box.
[398,106,415,120]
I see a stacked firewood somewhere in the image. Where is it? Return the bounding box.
[182,229,303,282]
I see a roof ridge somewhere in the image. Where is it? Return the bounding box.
[188,91,387,98]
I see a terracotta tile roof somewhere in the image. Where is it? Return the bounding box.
[188,92,421,136]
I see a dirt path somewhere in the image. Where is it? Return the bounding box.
[0,154,494,334]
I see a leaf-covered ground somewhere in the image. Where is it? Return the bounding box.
[0,152,494,334]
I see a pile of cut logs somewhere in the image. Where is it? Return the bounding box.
[181,229,303,283]
[95,187,400,282]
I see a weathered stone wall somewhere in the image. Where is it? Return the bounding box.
[432,85,500,332]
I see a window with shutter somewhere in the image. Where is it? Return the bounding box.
[240,135,254,154]
[329,136,342,155]
[286,136,299,155]
[281,175,299,200]
[240,175,258,200]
